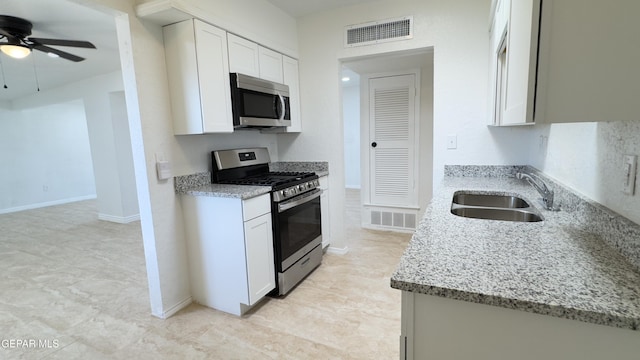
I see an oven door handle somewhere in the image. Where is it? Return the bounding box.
[278,189,321,213]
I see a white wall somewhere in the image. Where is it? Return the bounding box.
[10,71,139,222]
[531,121,640,225]
[79,0,298,318]
[109,91,139,221]
[343,84,361,189]
[0,100,96,213]
[279,0,531,251]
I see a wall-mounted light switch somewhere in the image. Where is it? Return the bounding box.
[622,154,637,195]
[156,160,172,181]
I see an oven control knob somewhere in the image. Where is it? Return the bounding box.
[282,190,288,197]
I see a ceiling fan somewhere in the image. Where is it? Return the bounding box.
[0,15,96,62]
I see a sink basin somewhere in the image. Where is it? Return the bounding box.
[452,193,529,208]
[450,191,543,222]
[450,206,543,222]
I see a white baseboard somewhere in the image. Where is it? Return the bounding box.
[0,195,97,215]
[98,213,141,224]
[345,185,361,190]
[361,223,415,234]
[154,296,192,319]
[326,246,349,255]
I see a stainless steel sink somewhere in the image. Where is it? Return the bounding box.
[452,193,529,208]
[451,191,543,223]
[451,207,543,222]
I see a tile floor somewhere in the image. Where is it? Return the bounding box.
[0,189,411,359]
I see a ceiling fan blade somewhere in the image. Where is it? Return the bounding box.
[33,44,85,62]
[28,37,96,49]
[0,29,10,38]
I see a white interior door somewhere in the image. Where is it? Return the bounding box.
[369,74,417,207]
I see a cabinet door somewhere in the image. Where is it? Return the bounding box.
[502,0,540,125]
[536,0,640,123]
[163,20,201,134]
[227,33,260,77]
[258,46,284,83]
[282,56,302,133]
[194,20,233,133]
[490,0,540,126]
[244,213,275,305]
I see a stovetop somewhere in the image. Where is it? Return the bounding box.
[218,171,316,189]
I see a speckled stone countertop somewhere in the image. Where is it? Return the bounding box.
[174,172,270,199]
[391,170,640,330]
[269,161,329,177]
[173,162,329,199]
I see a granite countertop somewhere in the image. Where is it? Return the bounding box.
[391,176,640,330]
[173,172,270,199]
[180,183,271,199]
[173,160,329,199]
[269,161,329,177]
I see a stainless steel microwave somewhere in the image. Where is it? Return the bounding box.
[230,73,291,128]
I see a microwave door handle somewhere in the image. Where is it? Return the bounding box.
[278,94,286,120]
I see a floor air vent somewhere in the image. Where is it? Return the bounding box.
[371,210,416,230]
[345,16,413,47]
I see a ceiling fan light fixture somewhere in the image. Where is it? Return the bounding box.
[0,44,31,59]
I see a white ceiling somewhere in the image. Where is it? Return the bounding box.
[266,0,381,18]
[0,0,383,103]
[0,0,120,102]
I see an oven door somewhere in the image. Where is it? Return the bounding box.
[274,189,322,271]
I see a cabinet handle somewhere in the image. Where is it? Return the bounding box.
[371,142,377,148]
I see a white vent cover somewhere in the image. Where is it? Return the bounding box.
[345,16,413,47]
[371,210,416,230]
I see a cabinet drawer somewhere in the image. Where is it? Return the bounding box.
[242,193,271,220]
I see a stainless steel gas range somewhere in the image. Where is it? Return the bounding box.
[211,148,322,295]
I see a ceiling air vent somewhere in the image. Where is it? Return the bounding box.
[345,16,413,47]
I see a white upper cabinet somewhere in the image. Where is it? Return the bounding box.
[535,0,640,123]
[163,19,233,134]
[489,0,541,126]
[227,33,260,77]
[282,56,302,133]
[258,46,284,83]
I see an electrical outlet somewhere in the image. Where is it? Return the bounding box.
[622,155,637,195]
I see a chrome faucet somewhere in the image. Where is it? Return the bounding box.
[516,172,558,211]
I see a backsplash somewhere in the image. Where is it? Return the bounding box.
[532,120,640,226]
[444,165,527,178]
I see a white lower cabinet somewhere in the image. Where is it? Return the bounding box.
[400,291,639,360]
[244,213,275,305]
[181,193,275,316]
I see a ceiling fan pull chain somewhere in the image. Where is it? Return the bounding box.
[31,54,40,92]
[0,55,7,89]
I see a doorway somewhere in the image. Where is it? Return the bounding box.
[341,49,434,232]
